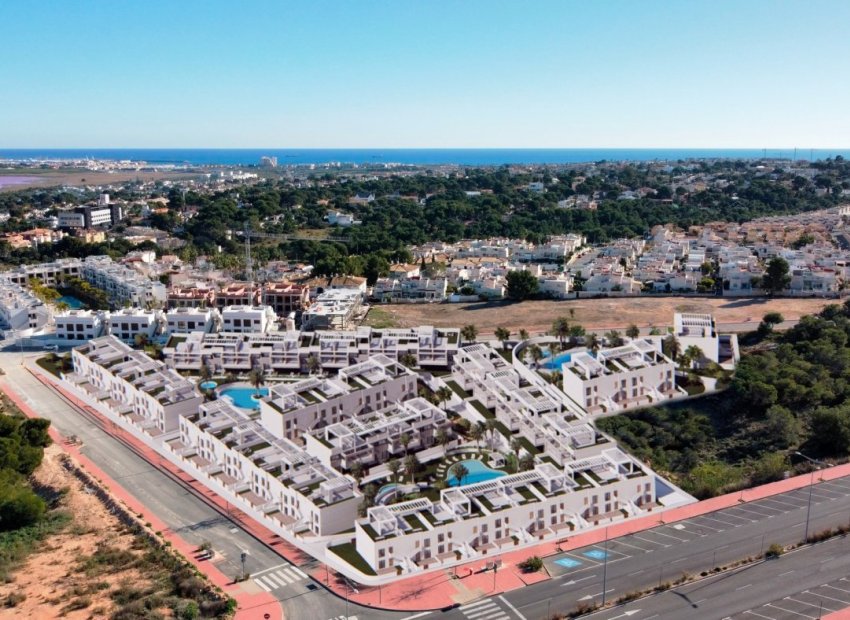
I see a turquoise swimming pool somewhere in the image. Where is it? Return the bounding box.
[446,459,506,487]
[199,381,218,391]
[220,386,269,410]
[541,348,588,370]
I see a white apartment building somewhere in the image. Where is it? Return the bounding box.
[67,336,200,434]
[260,355,418,441]
[371,277,448,302]
[165,307,217,334]
[674,313,740,368]
[220,305,276,333]
[0,277,53,334]
[4,257,82,287]
[163,325,460,374]
[170,399,358,537]
[55,309,107,341]
[106,308,160,343]
[562,339,680,415]
[303,288,362,330]
[81,256,166,307]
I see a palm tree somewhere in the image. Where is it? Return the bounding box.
[387,459,402,483]
[400,432,412,455]
[460,324,478,345]
[450,462,469,487]
[568,324,586,347]
[350,461,364,483]
[399,353,417,369]
[662,335,681,361]
[586,333,600,352]
[470,421,486,449]
[529,344,543,366]
[547,342,559,359]
[519,453,535,471]
[199,363,213,383]
[436,386,454,410]
[485,418,498,446]
[518,329,529,342]
[56,301,70,312]
[435,428,451,452]
[248,366,266,397]
[568,308,576,320]
[494,326,511,351]
[626,324,641,340]
[606,330,624,347]
[403,453,419,483]
[551,316,570,348]
[510,438,523,460]
[305,353,321,375]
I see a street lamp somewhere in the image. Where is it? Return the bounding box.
[795,451,826,543]
[240,550,248,581]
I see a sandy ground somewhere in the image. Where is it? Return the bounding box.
[0,169,205,191]
[364,296,837,334]
[0,445,162,619]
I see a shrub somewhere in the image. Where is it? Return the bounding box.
[765,543,784,558]
[519,555,544,572]
[3,592,25,607]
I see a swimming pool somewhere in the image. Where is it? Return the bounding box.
[199,381,218,391]
[219,386,269,410]
[58,295,85,309]
[375,483,399,505]
[541,349,587,370]
[446,459,506,487]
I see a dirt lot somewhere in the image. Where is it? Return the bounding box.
[363,296,837,335]
[0,445,211,619]
[0,169,205,191]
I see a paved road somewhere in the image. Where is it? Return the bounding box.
[1,353,405,620]
[430,475,850,620]
[588,534,850,620]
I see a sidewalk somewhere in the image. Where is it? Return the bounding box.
[13,365,850,613]
[0,376,283,620]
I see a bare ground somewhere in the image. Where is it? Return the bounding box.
[0,446,168,618]
[363,296,836,334]
[0,169,205,191]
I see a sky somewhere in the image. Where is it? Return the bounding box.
[2,0,849,148]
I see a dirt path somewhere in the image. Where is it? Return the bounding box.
[365,296,836,334]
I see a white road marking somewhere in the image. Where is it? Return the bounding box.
[499,595,528,620]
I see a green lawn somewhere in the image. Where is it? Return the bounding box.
[328,542,377,576]
[362,307,398,328]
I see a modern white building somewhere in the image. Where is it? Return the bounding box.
[303,289,362,330]
[674,313,740,369]
[371,277,448,302]
[55,309,107,341]
[220,305,277,334]
[80,255,166,307]
[106,308,160,343]
[0,277,53,334]
[561,339,681,415]
[165,307,218,334]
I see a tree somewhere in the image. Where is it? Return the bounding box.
[247,366,266,397]
[586,333,600,352]
[199,364,213,383]
[519,453,535,471]
[762,312,784,327]
[436,386,453,410]
[485,418,498,445]
[568,324,586,346]
[625,324,640,340]
[494,326,511,351]
[399,353,418,369]
[470,422,486,448]
[683,345,704,368]
[528,344,543,366]
[551,316,570,347]
[460,324,478,345]
[518,329,530,342]
[403,453,419,483]
[662,335,681,361]
[387,459,402,483]
[349,461,364,483]
[435,428,451,452]
[450,462,469,486]
[505,270,539,300]
[605,330,624,347]
[510,438,523,459]
[760,257,791,296]
[305,354,321,375]
[400,432,412,455]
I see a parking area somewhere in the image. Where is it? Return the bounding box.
[544,476,850,580]
[727,577,850,620]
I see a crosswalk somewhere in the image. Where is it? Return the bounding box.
[252,564,309,591]
[459,599,511,620]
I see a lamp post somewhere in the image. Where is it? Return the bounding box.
[602,526,610,606]
[796,451,826,543]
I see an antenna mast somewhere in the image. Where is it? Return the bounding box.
[244,222,254,303]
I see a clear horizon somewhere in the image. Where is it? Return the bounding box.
[3,1,850,149]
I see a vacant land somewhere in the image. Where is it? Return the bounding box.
[0,169,206,191]
[0,445,229,619]
[363,296,836,334]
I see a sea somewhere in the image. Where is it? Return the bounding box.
[2,148,850,168]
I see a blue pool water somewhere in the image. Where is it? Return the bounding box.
[541,349,589,370]
[446,460,506,487]
[554,557,583,569]
[199,381,218,391]
[375,484,399,505]
[220,386,269,410]
[583,549,609,560]
[58,295,84,309]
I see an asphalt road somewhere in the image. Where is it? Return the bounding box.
[1,353,405,620]
[430,475,850,620]
[588,534,850,620]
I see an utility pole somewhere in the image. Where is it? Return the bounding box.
[602,526,610,606]
[796,451,826,543]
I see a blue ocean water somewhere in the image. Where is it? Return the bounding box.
[2,148,849,167]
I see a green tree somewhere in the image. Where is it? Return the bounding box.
[494,326,511,351]
[551,316,570,347]
[436,386,453,410]
[605,330,624,347]
[470,422,486,449]
[450,462,469,486]
[403,453,419,483]
[759,257,791,296]
[247,366,266,397]
[625,324,640,340]
[662,335,681,360]
[505,270,539,300]
[387,458,402,483]
[460,324,478,344]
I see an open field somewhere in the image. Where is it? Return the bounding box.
[0,445,228,619]
[0,168,207,191]
[363,296,837,334]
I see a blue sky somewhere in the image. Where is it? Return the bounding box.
[2,0,849,148]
